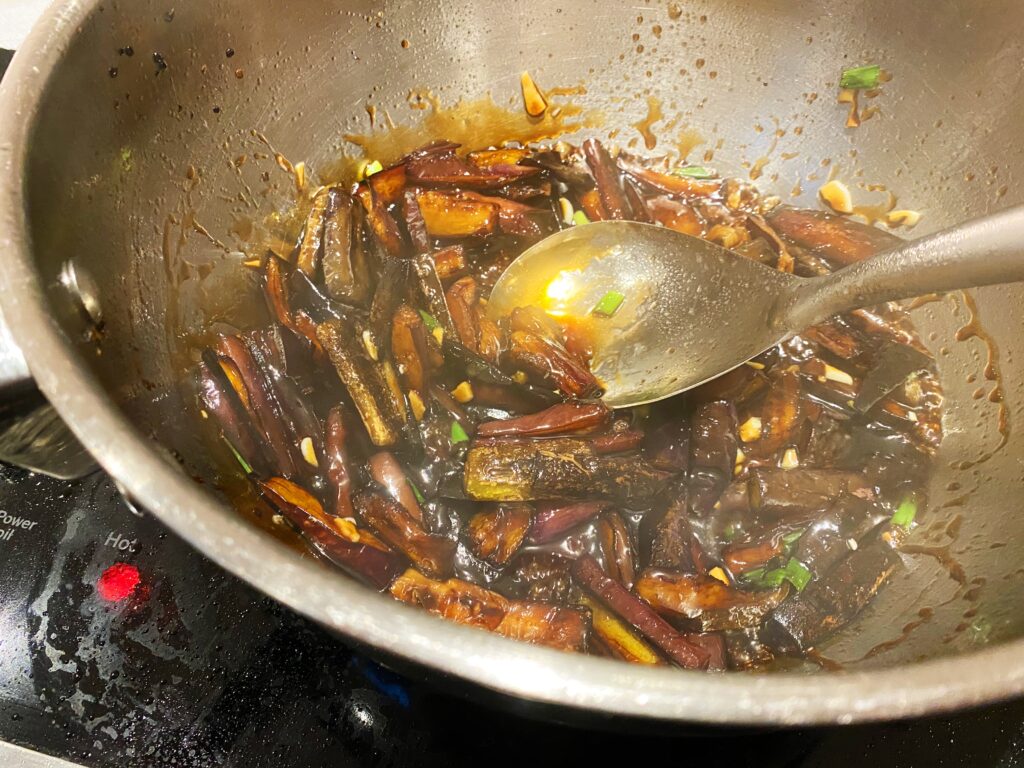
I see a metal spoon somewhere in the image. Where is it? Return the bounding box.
[487,207,1024,407]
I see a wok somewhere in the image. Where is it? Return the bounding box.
[1,0,1023,725]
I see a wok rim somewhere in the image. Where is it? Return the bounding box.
[1,0,1021,727]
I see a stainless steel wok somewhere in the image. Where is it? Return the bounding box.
[2,0,1023,725]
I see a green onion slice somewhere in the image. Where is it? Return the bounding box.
[572,210,590,226]
[409,479,426,504]
[670,165,715,179]
[592,290,626,318]
[891,497,918,529]
[418,309,439,331]
[740,557,813,592]
[225,439,253,475]
[840,64,881,90]
[450,420,470,444]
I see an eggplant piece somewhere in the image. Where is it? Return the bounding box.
[413,253,458,340]
[197,355,272,476]
[596,511,636,589]
[803,319,864,360]
[317,319,406,446]
[369,258,414,353]
[689,400,738,516]
[367,162,408,205]
[417,189,499,237]
[388,568,587,651]
[646,493,697,572]
[477,401,610,438]
[264,255,323,353]
[467,147,530,168]
[619,158,723,199]
[456,190,550,239]
[368,451,425,522]
[431,244,467,280]
[590,428,645,454]
[505,330,602,399]
[528,500,610,544]
[259,477,405,590]
[445,276,484,351]
[324,406,356,519]
[465,503,533,566]
[745,213,794,272]
[762,532,901,654]
[573,555,709,669]
[580,594,664,665]
[463,437,674,503]
[758,370,804,453]
[684,632,728,672]
[355,182,405,256]
[391,304,442,393]
[354,489,455,578]
[295,189,330,277]
[722,526,794,575]
[634,570,788,632]
[803,413,853,467]
[216,334,299,477]
[767,206,901,267]
[522,149,595,190]
[509,306,565,344]
[442,338,560,407]
[497,551,575,603]
[322,189,372,306]
[749,468,872,520]
[403,188,431,254]
[853,343,931,413]
[582,138,631,220]
[794,499,887,576]
[405,141,538,188]
[646,195,705,236]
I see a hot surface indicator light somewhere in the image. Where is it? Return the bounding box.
[97,562,141,602]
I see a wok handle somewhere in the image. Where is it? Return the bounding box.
[775,203,1024,331]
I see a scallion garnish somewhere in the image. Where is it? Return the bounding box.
[670,165,715,179]
[891,497,917,529]
[781,528,805,553]
[840,64,881,90]
[418,309,439,331]
[450,420,470,444]
[572,210,590,226]
[740,557,813,592]
[592,290,626,318]
[225,439,253,475]
[409,479,426,504]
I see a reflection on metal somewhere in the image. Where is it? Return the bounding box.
[0,401,96,480]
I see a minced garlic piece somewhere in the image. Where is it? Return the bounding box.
[708,567,730,585]
[451,380,474,403]
[408,390,426,421]
[362,329,379,361]
[819,180,853,214]
[886,209,921,228]
[823,363,854,386]
[780,447,800,470]
[520,71,548,117]
[739,416,763,443]
[558,197,574,225]
[300,437,318,467]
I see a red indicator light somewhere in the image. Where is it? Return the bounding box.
[97,562,141,602]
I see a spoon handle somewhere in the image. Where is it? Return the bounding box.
[776,204,1024,331]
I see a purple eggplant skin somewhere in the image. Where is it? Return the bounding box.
[762,529,902,655]
[572,555,710,670]
[748,468,873,520]
[529,500,610,544]
[688,401,738,516]
[197,352,272,477]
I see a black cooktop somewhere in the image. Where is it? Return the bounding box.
[1,463,1024,767]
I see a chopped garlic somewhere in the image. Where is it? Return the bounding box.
[886,209,921,228]
[300,436,318,467]
[558,197,575,225]
[362,329,379,361]
[707,224,743,248]
[745,360,766,370]
[906,409,919,423]
[408,390,426,421]
[293,161,307,195]
[847,537,859,551]
[780,447,800,470]
[735,447,746,466]
[512,371,529,384]
[819,180,853,214]
[431,326,444,345]
[451,380,474,403]
[356,159,383,181]
[708,567,730,585]
[334,517,360,542]
[520,71,548,117]
[200,409,209,419]
[739,416,763,443]
[823,363,854,386]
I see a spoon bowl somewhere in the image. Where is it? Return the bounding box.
[487,221,794,407]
